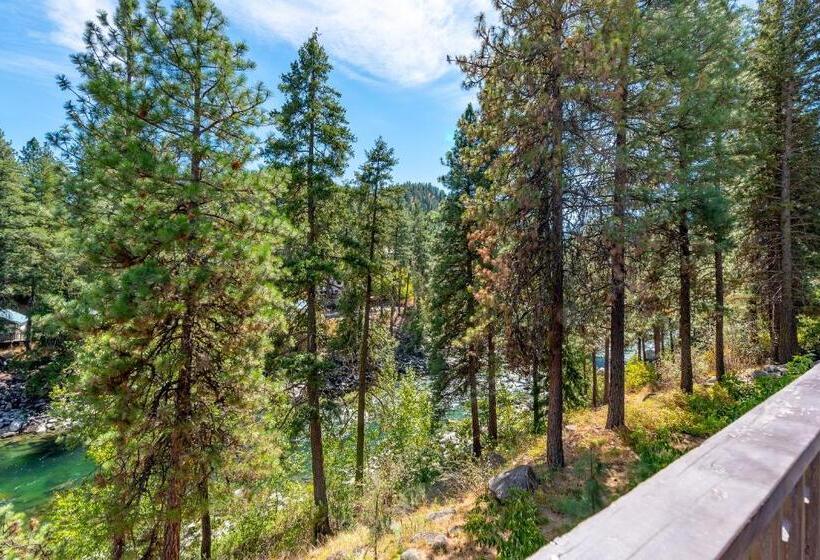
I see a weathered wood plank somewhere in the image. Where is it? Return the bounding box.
[530,363,820,560]
[805,455,820,560]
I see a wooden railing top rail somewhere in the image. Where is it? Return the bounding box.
[531,362,820,560]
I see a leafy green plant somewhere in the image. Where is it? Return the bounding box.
[626,428,684,485]
[465,490,545,560]
[786,354,814,377]
[625,357,658,391]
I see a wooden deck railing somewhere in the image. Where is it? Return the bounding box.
[531,362,820,560]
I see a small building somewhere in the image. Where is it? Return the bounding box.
[0,309,27,344]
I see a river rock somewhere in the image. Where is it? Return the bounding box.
[488,465,539,501]
[400,549,427,560]
[750,364,787,378]
[426,507,455,522]
[412,531,449,552]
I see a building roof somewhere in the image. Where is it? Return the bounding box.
[0,309,28,325]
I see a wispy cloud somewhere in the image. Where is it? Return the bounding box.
[221,0,493,87]
[0,51,64,80]
[44,0,114,51]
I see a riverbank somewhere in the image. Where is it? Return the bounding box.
[0,368,61,438]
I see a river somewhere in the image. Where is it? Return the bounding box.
[0,434,94,514]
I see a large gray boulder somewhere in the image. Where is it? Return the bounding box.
[488,465,539,501]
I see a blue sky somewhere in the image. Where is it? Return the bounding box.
[0,0,755,185]
[0,0,496,185]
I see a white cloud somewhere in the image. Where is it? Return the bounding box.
[0,52,64,79]
[44,0,114,51]
[221,0,493,87]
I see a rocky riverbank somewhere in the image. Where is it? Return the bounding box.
[0,360,61,438]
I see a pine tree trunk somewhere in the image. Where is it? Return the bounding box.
[468,342,482,458]
[163,92,202,556]
[777,77,798,363]
[606,61,628,430]
[306,117,331,539]
[714,249,726,381]
[487,325,498,442]
[199,475,211,560]
[112,536,125,560]
[679,211,693,394]
[355,270,373,485]
[531,351,540,433]
[24,283,34,352]
[669,327,675,354]
[356,181,380,485]
[604,336,610,405]
[653,324,662,365]
[162,307,193,560]
[591,350,598,408]
[659,325,665,355]
[546,14,565,468]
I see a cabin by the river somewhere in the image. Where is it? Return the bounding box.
[0,308,27,344]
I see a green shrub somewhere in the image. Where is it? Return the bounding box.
[625,357,658,391]
[786,354,814,377]
[798,314,820,356]
[553,450,607,519]
[465,489,545,560]
[625,428,684,485]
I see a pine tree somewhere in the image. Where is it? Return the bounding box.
[0,132,28,309]
[354,137,399,483]
[652,0,742,392]
[266,30,354,539]
[457,0,587,468]
[430,104,486,458]
[744,0,819,363]
[55,1,281,558]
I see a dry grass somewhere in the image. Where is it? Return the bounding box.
[301,379,705,560]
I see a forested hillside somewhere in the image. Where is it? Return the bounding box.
[0,0,818,559]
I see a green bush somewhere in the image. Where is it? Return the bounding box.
[625,357,658,391]
[625,428,683,485]
[553,450,607,519]
[786,354,814,377]
[465,489,545,560]
[798,314,820,356]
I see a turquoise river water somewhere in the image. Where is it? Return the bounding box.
[0,435,94,513]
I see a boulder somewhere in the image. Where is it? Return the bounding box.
[412,532,448,552]
[488,465,539,502]
[485,452,505,468]
[425,508,455,522]
[400,549,427,560]
[751,364,787,379]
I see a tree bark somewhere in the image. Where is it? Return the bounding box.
[24,283,34,352]
[606,56,628,430]
[777,76,798,363]
[679,211,693,394]
[668,326,675,354]
[531,351,541,433]
[653,324,662,365]
[468,342,482,458]
[714,249,726,381]
[591,350,598,408]
[487,325,498,442]
[604,336,610,405]
[112,536,125,560]
[546,9,565,469]
[199,474,211,560]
